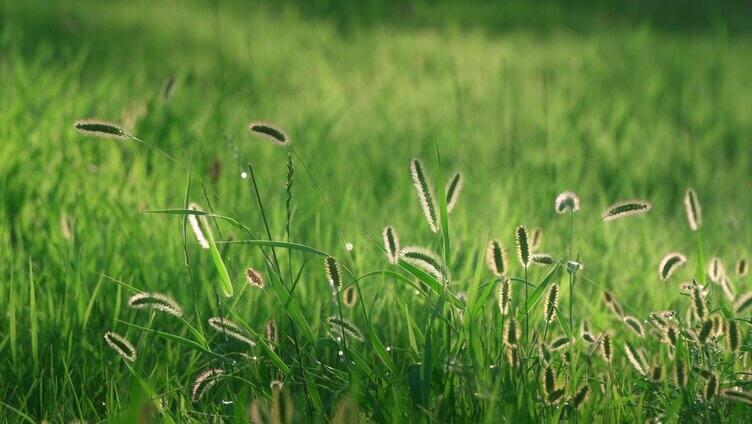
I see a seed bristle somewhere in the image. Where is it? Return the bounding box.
[497,277,512,316]
[191,368,225,403]
[208,317,256,347]
[515,225,531,268]
[486,239,509,277]
[401,246,447,282]
[684,188,702,232]
[127,292,183,317]
[554,191,581,214]
[103,331,137,362]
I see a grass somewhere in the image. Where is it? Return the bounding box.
[2,0,752,422]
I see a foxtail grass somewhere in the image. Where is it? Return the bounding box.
[658,252,687,281]
[382,226,400,264]
[445,172,463,214]
[103,331,137,362]
[74,119,128,139]
[127,292,183,318]
[601,200,652,222]
[486,239,509,277]
[245,268,265,289]
[409,159,439,233]
[554,191,580,214]
[191,368,225,403]
[247,121,290,146]
[684,188,702,232]
[208,317,256,347]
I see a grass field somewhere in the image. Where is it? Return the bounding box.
[3,0,752,422]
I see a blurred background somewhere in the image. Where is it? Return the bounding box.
[2,0,752,418]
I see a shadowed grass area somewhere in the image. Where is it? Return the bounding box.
[2,0,752,422]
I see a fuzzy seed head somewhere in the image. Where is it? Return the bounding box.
[549,336,573,351]
[248,121,289,146]
[555,191,581,214]
[721,388,752,405]
[325,256,343,290]
[697,319,714,344]
[570,384,590,409]
[127,292,183,317]
[265,319,279,345]
[531,253,556,267]
[445,172,463,214]
[503,319,519,346]
[720,277,736,302]
[708,257,725,283]
[497,277,512,316]
[544,283,560,324]
[658,252,687,281]
[327,316,364,341]
[74,118,128,139]
[208,317,256,347]
[343,286,358,308]
[486,239,509,277]
[409,159,439,233]
[401,246,447,282]
[245,268,265,289]
[601,200,653,222]
[530,228,543,251]
[684,188,702,232]
[602,292,623,318]
[382,226,401,264]
[737,259,749,277]
[624,342,646,375]
[103,331,137,362]
[727,319,741,353]
[704,373,719,400]
[599,334,613,363]
[515,225,531,268]
[623,316,644,338]
[691,282,708,321]
[541,365,558,403]
[191,368,224,403]
[650,365,664,383]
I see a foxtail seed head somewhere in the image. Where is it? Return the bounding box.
[703,373,719,400]
[623,316,644,338]
[602,292,623,318]
[708,257,724,283]
[445,172,463,214]
[327,316,364,341]
[684,188,702,232]
[343,286,358,308]
[549,336,573,351]
[103,331,137,362]
[503,319,520,346]
[624,342,646,375]
[486,239,509,277]
[531,253,556,267]
[191,368,225,403]
[127,292,183,318]
[265,319,279,345]
[570,384,591,409]
[601,200,653,222]
[737,259,749,277]
[530,228,543,251]
[675,360,687,387]
[721,388,752,405]
[208,317,256,347]
[658,252,687,281]
[382,226,401,264]
[691,282,708,321]
[544,284,560,324]
[599,333,613,363]
[74,118,128,139]
[400,246,447,282]
[727,319,741,352]
[247,121,290,146]
[409,159,439,233]
[325,256,343,291]
[245,268,265,289]
[515,225,531,268]
[554,191,581,214]
[497,277,512,316]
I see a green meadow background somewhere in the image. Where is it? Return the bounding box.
[2,0,752,422]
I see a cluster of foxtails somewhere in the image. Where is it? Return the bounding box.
[75,117,751,420]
